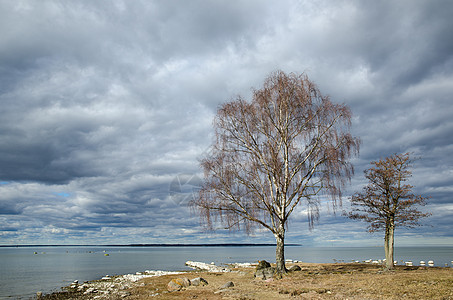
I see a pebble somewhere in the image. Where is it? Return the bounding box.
[220,281,234,289]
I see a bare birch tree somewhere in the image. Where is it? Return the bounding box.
[192,71,360,273]
[348,153,430,270]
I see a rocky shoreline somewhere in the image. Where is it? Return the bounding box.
[38,260,453,299]
[38,270,185,299]
[38,261,245,299]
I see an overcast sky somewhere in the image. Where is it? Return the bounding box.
[1,0,452,247]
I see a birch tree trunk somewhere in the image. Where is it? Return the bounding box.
[384,223,395,270]
[275,225,286,273]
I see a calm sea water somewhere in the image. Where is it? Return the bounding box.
[0,246,452,299]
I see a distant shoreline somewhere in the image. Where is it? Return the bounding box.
[0,243,302,247]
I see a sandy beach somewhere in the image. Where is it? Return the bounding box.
[39,261,453,299]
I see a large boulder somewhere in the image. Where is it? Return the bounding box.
[167,277,191,292]
[255,266,276,280]
[254,260,276,280]
[256,260,272,270]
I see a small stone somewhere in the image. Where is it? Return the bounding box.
[84,287,98,294]
[220,281,234,289]
[190,277,209,286]
[119,291,131,298]
[36,291,43,299]
[288,265,302,272]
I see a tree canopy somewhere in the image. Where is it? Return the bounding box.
[193,70,360,272]
[348,152,430,269]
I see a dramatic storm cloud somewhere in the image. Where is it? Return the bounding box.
[1,0,452,246]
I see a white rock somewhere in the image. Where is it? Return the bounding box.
[185,261,230,272]
[231,262,253,268]
[84,287,97,294]
[121,270,184,282]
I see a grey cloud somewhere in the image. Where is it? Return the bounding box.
[315,1,453,90]
[0,0,451,245]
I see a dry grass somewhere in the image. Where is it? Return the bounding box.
[126,263,453,300]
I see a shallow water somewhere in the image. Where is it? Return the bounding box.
[0,246,452,299]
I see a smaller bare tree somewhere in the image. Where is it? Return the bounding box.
[348,153,430,270]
